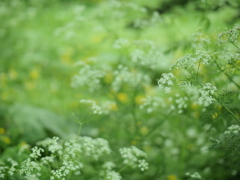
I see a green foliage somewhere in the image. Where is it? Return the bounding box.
[1,0,240,179]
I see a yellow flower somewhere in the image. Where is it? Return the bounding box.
[29,69,40,80]
[0,128,5,134]
[131,141,137,145]
[140,127,149,135]
[104,73,113,84]
[117,93,128,103]
[190,103,199,110]
[167,174,177,180]
[1,136,11,144]
[109,103,118,111]
[135,95,145,105]
[212,112,219,119]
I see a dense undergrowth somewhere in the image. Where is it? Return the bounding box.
[0,0,240,179]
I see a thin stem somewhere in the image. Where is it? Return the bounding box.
[195,60,201,81]
[223,104,240,124]
[118,165,128,173]
[214,95,240,124]
[77,122,83,137]
[231,42,240,51]
[212,59,240,90]
[192,77,240,124]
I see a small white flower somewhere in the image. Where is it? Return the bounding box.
[138,159,149,171]
[198,83,217,106]
[158,73,175,93]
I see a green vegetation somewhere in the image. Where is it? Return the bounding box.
[0,0,240,179]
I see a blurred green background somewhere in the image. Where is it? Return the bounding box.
[1,0,240,179]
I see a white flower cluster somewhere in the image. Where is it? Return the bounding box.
[140,96,165,113]
[71,63,105,92]
[105,170,122,180]
[129,40,164,69]
[102,161,116,170]
[113,38,129,49]
[37,136,62,154]
[133,11,162,29]
[80,137,111,160]
[7,158,18,176]
[0,162,8,179]
[32,137,82,180]
[130,49,144,62]
[158,73,175,93]
[198,83,217,106]
[174,94,188,114]
[172,50,211,72]
[191,31,211,49]
[0,158,19,177]
[101,162,121,180]
[195,50,211,64]
[217,24,240,44]
[30,146,44,159]
[224,125,240,135]
[220,52,240,75]
[171,54,194,70]
[112,65,150,91]
[225,52,240,64]
[186,172,202,179]
[138,159,149,171]
[130,48,164,69]
[40,156,54,165]
[119,146,148,171]
[80,99,103,114]
[19,158,42,180]
[50,160,83,180]
[0,134,149,179]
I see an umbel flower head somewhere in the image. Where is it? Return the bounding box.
[198,83,217,106]
[158,73,175,93]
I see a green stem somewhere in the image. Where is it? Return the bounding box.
[77,122,83,137]
[212,57,240,90]
[231,42,240,51]
[193,76,240,124]
[195,60,201,80]
[118,165,128,173]
[223,104,240,124]
[214,96,240,124]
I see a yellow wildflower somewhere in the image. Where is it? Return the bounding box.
[212,112,219,119]
[135,95,145,105]
[104,73,113,84]
[140,127,149,135]
[0,128,5,134]
[190,103,199,110]
[30,69,40,80]
[109,103,118,111]
[117,93,128,103]
[167,174,177,180]
[1,136,11,144]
